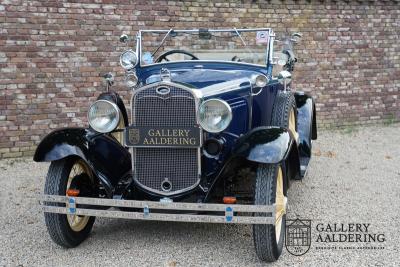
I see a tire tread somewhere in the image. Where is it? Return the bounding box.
[253,164,285,262]
[44,158,95,248]
[271,91,296,129]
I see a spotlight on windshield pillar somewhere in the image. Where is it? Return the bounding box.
[255,74,268,87]
[125,72,138,88]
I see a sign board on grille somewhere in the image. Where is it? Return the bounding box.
[125,126,201,147]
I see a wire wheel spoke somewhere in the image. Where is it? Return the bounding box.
[66,160,92,232]
[275,167,285,243]
[289,109,298,141]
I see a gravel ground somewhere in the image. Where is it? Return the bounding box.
[1,124,399,267]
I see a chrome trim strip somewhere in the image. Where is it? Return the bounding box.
[199,78,251,98]
[139,28,271,33]
[140,60,267,68]
[269,30,275,65]
[138,28,272,68]
[135,95,194,101]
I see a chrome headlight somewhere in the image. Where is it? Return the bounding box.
[120,50,138,70]
[251,74,269,88]
[125,72,138,88]
[88,100,120,133]
[198,99,232,133]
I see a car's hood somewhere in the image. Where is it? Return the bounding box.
[138,62,268,89]
[169,69,256,88]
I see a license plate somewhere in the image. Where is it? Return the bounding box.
[125,126,201,148]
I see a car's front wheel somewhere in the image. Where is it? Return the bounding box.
[44,158,96,248]
[253,164,287,262]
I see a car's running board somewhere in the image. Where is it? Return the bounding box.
[39,195,276,225]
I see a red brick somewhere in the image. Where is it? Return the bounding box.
[0,0,399,159]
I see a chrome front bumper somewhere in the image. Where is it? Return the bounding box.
[40,195,275,225]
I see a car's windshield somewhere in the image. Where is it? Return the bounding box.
[139,29,271,66]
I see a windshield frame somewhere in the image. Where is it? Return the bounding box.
[136,28,274,68]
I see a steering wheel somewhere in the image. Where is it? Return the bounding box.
[231,56,242,62]
[155,49,199,63]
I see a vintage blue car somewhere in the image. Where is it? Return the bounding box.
[35,28,317,262]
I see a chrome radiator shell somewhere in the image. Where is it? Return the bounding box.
[130,82,202,195]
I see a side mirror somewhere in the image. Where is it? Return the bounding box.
[291,32,302,43]
[277,70,292,91]
[272,51,289,66]
[292,32,302,38]
[120,34,129,43]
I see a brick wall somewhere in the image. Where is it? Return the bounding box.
[0,0,399,158]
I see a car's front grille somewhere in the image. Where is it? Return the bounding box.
[132,84,200,195]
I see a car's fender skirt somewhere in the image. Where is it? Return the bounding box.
[34,127,131,196]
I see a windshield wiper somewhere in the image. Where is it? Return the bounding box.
[233,27,256,61]
[151,28,174,57]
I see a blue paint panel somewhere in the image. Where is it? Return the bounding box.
[136,61,268,88]
[252,81,281,127]
[200,81,251,177]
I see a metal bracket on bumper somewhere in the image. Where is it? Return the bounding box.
[40,195,275,225]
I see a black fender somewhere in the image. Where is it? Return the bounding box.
[232,126,301,184]
[33,127,131,196]
[294,92,317,158]
[205,127,301,200]
[97,90,129,126]
[233,126,294,164]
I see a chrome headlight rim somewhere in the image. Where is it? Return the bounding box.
[198,98,233,133]
[251,74,269,88]
[125,72,138,88]
[119,49,138,70]
[88,100,120,133]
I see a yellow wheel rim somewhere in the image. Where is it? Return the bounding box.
[289,109,299,141]
[66,160,92,232]
[275,166,286,243]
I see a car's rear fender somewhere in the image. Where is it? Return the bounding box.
[33,128,131,196]
[295,92,317,158]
